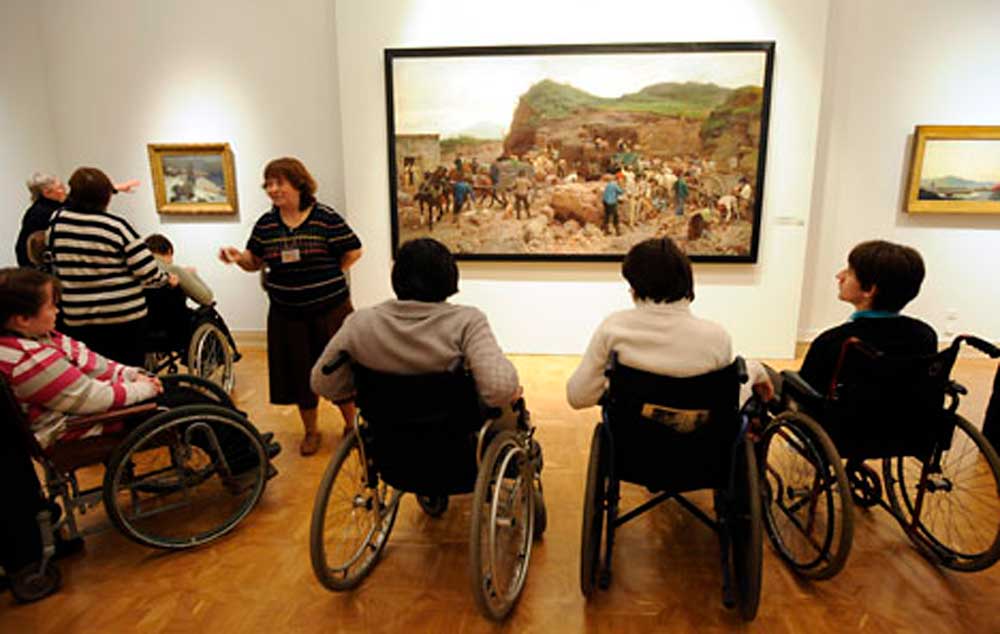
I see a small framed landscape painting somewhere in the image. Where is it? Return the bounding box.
[384,42,775,262]
[906,125,1000,214]
[148,142,238,214]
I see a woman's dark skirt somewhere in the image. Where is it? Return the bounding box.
[266,297,353,409]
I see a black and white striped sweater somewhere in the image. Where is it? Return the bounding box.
[48,207,169,326]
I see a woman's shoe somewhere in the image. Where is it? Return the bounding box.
[299,431,321,456]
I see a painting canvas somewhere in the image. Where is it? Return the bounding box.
[385,43,775,262]
[906,126,1000,214]
[148,142,238,214]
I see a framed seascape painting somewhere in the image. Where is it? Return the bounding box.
[384,42,775,262]
[906,125,1000,214]
[147,142,238,214]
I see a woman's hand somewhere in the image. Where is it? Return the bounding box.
[219,246,241,264]
[114,179,141,194]
[752,378,775,403]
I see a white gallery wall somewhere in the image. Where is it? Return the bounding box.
[0,1,59,260]
[335,0,831,357]
[800,0,1000,344]
[1,0,347,332]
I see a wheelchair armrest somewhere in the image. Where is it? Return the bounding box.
[64,402,159,430]
[780,370,824,406]
[321,351,351,375]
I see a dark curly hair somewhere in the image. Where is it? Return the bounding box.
[847,240,925,312]
[391,239,459,302]
[622,237,694,303]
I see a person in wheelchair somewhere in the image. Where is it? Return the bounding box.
[1,267,164,449]
[567,236,770,410]
[145,233,214,307]
[757,239,936,403]
[311,237,524,426]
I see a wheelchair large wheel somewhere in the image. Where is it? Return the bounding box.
[103,405,267,549]
[470,430,535,620]
[311,432,401,591]
[188,321,235,393]
[883,414,1000,571]
[730,438,763,621]
[759,411,853,579]
[580,423,609,597]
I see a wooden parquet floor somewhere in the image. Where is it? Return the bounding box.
[2,351,999,633]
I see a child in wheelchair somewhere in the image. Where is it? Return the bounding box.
[755,240,936,404]
[566,236,770,411]
[0,267,278,601]
[311,237,527,431]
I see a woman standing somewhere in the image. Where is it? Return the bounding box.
[48,167,175,367]
[219,158,362,456]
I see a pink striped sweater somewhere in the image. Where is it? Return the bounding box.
[0,331,159,447]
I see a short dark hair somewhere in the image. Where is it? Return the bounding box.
[847,240,925,312]
[263,157,316,210]
[622,237,695,303]
[145,233,174,255]
[391,238,459,302]
[68,167,115,211]
[0,267,60,327]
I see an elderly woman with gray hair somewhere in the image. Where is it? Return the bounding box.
[15,172,139,267]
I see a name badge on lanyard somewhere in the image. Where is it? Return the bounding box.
[281,229,303,264]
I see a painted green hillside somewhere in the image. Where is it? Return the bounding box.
[520,79,737,120]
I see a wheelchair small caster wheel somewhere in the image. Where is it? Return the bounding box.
[416,495,448,518]
[10,563,62,604]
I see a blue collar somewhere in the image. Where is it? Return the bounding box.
[850,309,899,321]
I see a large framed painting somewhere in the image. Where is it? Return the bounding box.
[385,42,775,262]
[906,125,1000,214]
[147,142,238,214]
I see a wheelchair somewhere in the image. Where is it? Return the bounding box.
[758,334,1000,577]
[579,353,763,621]
[309,354,546,621]
[143,287,240,393]
[0,373,275,601]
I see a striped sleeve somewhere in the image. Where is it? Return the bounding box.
[322,207,362,256]
[120,221,169,287]
[51,331,126,381]
[9,339,156,416]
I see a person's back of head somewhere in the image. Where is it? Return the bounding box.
[391,238,458,302]
[145,233,174,257]
[622,237,694,304]
[848,240,925,312]
[67,167,115,211]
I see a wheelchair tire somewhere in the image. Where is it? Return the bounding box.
[416,495,449,517]
[10,562,62,604]
[580,423,609,597]
[883,414,1000,571]
[103,405,267,549]
[310,432,400,591]
[731,438,763,621]
[161,374,236,409]
[187,321,235,393]
[759,411,853,580]
[469,430,534,621]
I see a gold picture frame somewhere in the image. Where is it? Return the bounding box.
[147,142,238,214]
[906,125,1000,214]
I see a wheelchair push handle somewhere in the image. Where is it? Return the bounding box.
[321,352,351,375]
[954,335,1000,359]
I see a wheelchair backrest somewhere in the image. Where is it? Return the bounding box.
[0,374,47,460]
[824,338,959,460]
[353,362,486,496]
[144,287,192,348]
[603,355,745,494]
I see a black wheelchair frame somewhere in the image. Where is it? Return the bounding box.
[579,353,763,621]
[759,334,1000,576]
[309,353,545,621]
[144,288,241,393]
[0,374,272,601]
